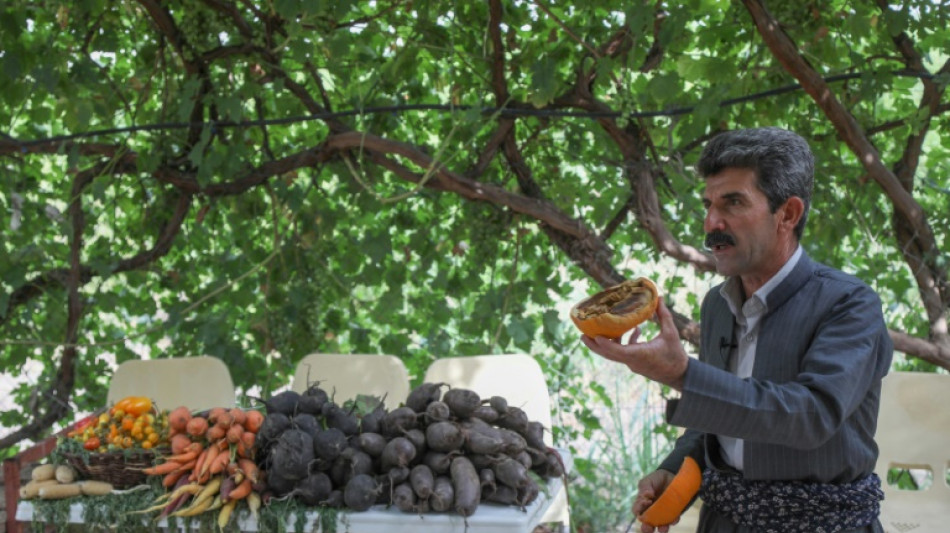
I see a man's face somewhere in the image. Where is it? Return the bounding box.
[702,167,782,279]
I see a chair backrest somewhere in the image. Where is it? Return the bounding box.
[423,354,553,444]
[874,371,950,532]
[107,356,236,411]
[291,353,411,408]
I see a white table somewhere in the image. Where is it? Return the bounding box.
[16,476,564,533]
[17,448,572,533]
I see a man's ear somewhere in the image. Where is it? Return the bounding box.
[780,196,805,231]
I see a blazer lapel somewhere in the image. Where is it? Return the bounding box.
[702,290,736,371]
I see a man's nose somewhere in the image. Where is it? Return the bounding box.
[704,209,725,233]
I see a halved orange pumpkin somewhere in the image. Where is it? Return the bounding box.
[639,455,702,527]
[570,277,659,338]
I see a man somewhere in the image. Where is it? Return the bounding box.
[582,127,892,533]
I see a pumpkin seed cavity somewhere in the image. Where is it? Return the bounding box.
[573,281,651,319]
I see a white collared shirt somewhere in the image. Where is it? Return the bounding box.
[716,245,803,470]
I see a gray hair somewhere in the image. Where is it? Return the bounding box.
[696,127,814,240]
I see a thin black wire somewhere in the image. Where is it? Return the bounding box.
[4,70,933,149]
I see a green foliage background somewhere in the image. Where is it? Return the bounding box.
[2,1,949,529]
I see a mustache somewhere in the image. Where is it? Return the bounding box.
[704,231,736,249]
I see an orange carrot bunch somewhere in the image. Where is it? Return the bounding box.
[137,405,264,527]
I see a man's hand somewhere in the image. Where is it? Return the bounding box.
[580,298,689,391]
[634,469,678,533]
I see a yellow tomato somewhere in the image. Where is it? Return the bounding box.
[114,396,153,417]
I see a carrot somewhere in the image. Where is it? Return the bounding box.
[185,416,209,437]
[165,449,200,464]
[243,410,264,433]
[237,458,260,484]
[208,451,231,475]
[168,406,192,433]
[170,433,192,455]
[215,410,234,429]
[229,408,247,426]
[207,407,228,425]
[129,498,182,516]
[240,430,255,451]
[171,494,214,517]
[226,423,245,444]
[193,475,223,507]
[190,448,209,482]
[175,459,197,473]
[246,491,262,521]
[639,456,702,528]
[199,442,221,478]
[157,492,191,520]
[162,468,187,488]
[165,481,204,502]
[226,478,253,501]
[218,498,238,529]
[206,424,227,441]
[130,478,197,515]
[235,438,250,459]
[142,461,183,476]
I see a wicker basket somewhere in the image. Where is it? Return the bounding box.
[62,449,165,489]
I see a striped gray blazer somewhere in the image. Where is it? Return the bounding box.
[660,252,893,484]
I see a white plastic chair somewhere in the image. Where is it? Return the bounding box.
[874,371,950,533]
[107,356,236,411]
[290,353,411,408]
[423,354,569,530]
